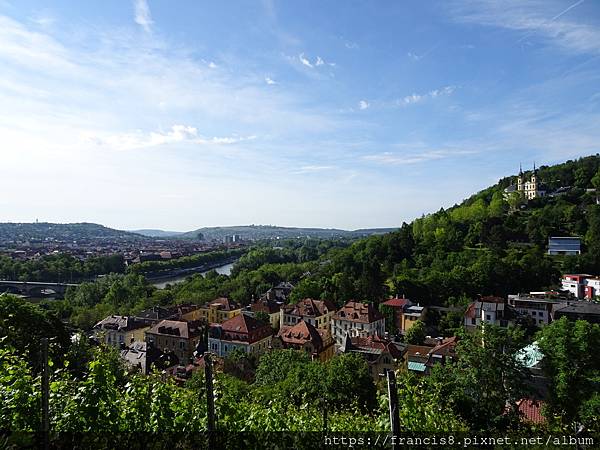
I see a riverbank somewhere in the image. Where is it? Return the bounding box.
[149,260,237,288]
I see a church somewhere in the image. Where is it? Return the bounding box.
[504,164,546,200]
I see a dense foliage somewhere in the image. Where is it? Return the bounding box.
[126,248,246,276]
[0,253,125,282]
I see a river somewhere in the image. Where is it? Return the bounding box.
[151,262,235,289]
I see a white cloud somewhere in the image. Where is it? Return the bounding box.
[299,53,313,68]
[359,100,369,110]
[265,77,277,85]
[208,61,217,69]
[297,53,333,69]
[133,0,153,33]
[401,86,455,105]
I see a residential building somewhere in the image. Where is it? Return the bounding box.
[93,315,149,348]
[271,320,335,362]
[464,296,519,330]
[120,341,161,374]
[265,281,294,302]
[548,237,581,256]
[145,320,205,365]
[553,301,600,324]
[404,336,458,375]
[133,303,201,326]
[250,296,282,329]
[280,298,336,330]
[192,297,242,324]
[208,314,272,357]
[507,294,569,327]
[331,301,385,347]
[381,296,426,334]
[561,274,600,299]
[339,334,405,382]
[405,337,458,376]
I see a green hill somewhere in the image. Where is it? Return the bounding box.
[290,155,600,307]
[178,224,396,241]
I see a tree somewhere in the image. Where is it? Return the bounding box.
[0,294,70,371]
[536,317,600,429]
[433,325,530,431]
[405,319,426,344]
[325,353,377,411]
[254,350,311,386]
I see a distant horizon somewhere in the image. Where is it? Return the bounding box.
[1,1,599,229]
[0,220,400,234]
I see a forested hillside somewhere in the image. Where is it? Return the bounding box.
[186,155,600,308]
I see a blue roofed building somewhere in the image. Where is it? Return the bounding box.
[548,237,581,256]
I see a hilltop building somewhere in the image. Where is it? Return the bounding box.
[548,237,581,256]
[504,164,546,200]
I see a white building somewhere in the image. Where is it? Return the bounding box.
[331,301,385,347]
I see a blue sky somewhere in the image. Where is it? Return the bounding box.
[1,0,599,231]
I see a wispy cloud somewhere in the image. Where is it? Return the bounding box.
[364,149,476,165]
[297,53,334,69]
[293,165,336,174]
[358,100,369,110]
[265,77,277,85]
[86,125,256,150]
[133,0,153,33]
[448,0,600,54]
[400,86,455,105]
[299,52,313,68]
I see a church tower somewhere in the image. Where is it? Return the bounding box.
[517,163,523,193]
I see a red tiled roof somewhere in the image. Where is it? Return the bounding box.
[517,399,545,424]
[382,297,410,308]
[221,313,267,334]
[334,301,384,323]
[429,336,458,357]
[277,321,325,347]
[351,335,403,359]
[283,298,335,317]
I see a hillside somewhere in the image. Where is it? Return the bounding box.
[259,155,600,308]
[178,224,397,241]
[0,222,146,244]
[130,229,185,238]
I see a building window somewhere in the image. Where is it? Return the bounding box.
[471,318,476,325]
[486,315,491,321]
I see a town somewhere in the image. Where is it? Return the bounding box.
[2,0,600,447]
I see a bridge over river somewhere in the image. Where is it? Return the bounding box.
[0,280,79,298]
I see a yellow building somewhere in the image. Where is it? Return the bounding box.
[280,298,335,330]
[189,297,242,324]
[93,315,149,348]
[504,164,547,201]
